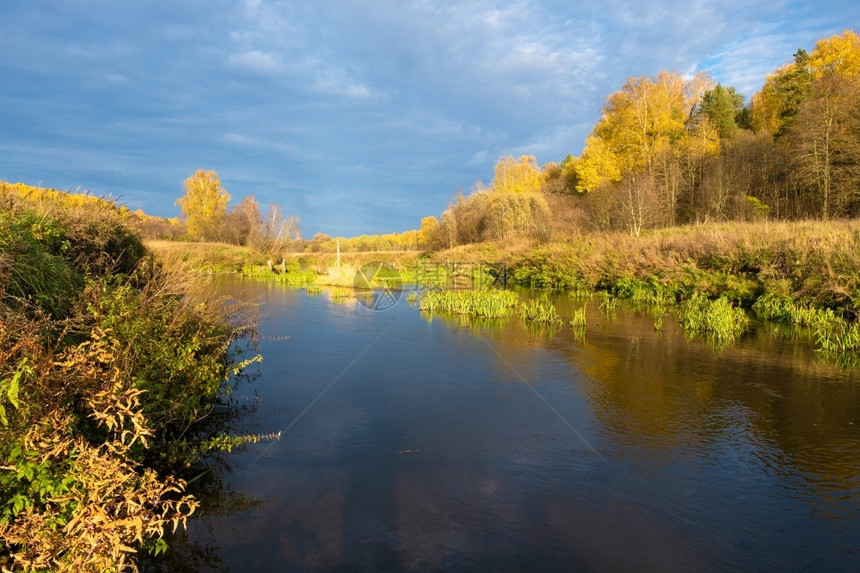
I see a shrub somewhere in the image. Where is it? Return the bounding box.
[0,187,257,570]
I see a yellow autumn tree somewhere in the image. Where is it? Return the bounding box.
[809,30,860,78]
[574,135,622,192]
[419,216,440,248]
[575,71,703,193]
[787,31,860,219]
[491,155,544,194]
[598,72,690,170]
[175,169,231,241]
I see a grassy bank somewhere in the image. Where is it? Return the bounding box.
[1,191,258,570]
[434,220,860,318]
[151,219,860,323]
[145,239,268,273]
[420,220,860,363]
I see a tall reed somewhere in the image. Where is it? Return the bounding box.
[570,306,587,329]
[680,294,749,340]
[417,289,519,318]
[519,294,563,325]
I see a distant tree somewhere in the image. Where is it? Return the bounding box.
[702,84,745,139]
[699,130,785,221]
[224,195,262,246]
[481,192,551,241]
[261,203,301,252]
[750,50,813,138]
[419,216,441,249]
[492,155,544,194]
[559,154,580,193]
[785,73,860,219]
[808,30,860,78]
[175,169,231,241]
[307,232,332,253]
[539,162,567,194]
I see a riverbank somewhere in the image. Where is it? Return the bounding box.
[205,219,859,318]
[1,191,259,570]
[432,220,860,317]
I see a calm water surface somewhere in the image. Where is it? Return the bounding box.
[176,277,860,572]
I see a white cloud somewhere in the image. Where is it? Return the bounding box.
[227,49,281,71]
[311,68,377,100]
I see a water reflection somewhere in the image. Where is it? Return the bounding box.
[164,278,859,572]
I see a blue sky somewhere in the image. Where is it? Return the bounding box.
[1,1,858,237]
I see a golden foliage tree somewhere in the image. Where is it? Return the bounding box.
[575,71,707,193]
[573,135,622,193]
[809,30,860,78]
[419,216,440,249]
[492,155,544,194]
[175,169,231,241]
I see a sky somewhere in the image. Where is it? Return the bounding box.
[1,1,858,237]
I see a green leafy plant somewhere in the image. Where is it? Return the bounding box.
[680,294,749,340]
[417,289,519,319]
[519,294,563,325]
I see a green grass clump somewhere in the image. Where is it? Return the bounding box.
[417,289,518,318]
[599,293,619,317]
[815,322,860,367]
[752,292,837,328]
[330,286,352,298]
[680,294,749,340]
[570,307,587,329]
[519,294,563,325]
[613,276,676,306]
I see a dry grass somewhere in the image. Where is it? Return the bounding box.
[434,219,860,314]
[145,240,267,272]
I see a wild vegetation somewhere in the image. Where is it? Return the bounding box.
[518,295,564,325]
[679,294,750,340]
[415,289,519,319]
[0,185,258,570]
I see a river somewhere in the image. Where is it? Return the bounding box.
[168,276,860,572]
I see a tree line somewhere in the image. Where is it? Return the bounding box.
[172,169,302,251]
[422,30,860,246]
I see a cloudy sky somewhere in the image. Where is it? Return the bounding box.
[1,1,857,236]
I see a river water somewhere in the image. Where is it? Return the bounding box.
[172,276,860,572]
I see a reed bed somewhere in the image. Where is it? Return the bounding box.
[680,294,749,340]
[439,219,860,319]
[816,323,860,367]
[417,289,519,318]
[519,294,564,325]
